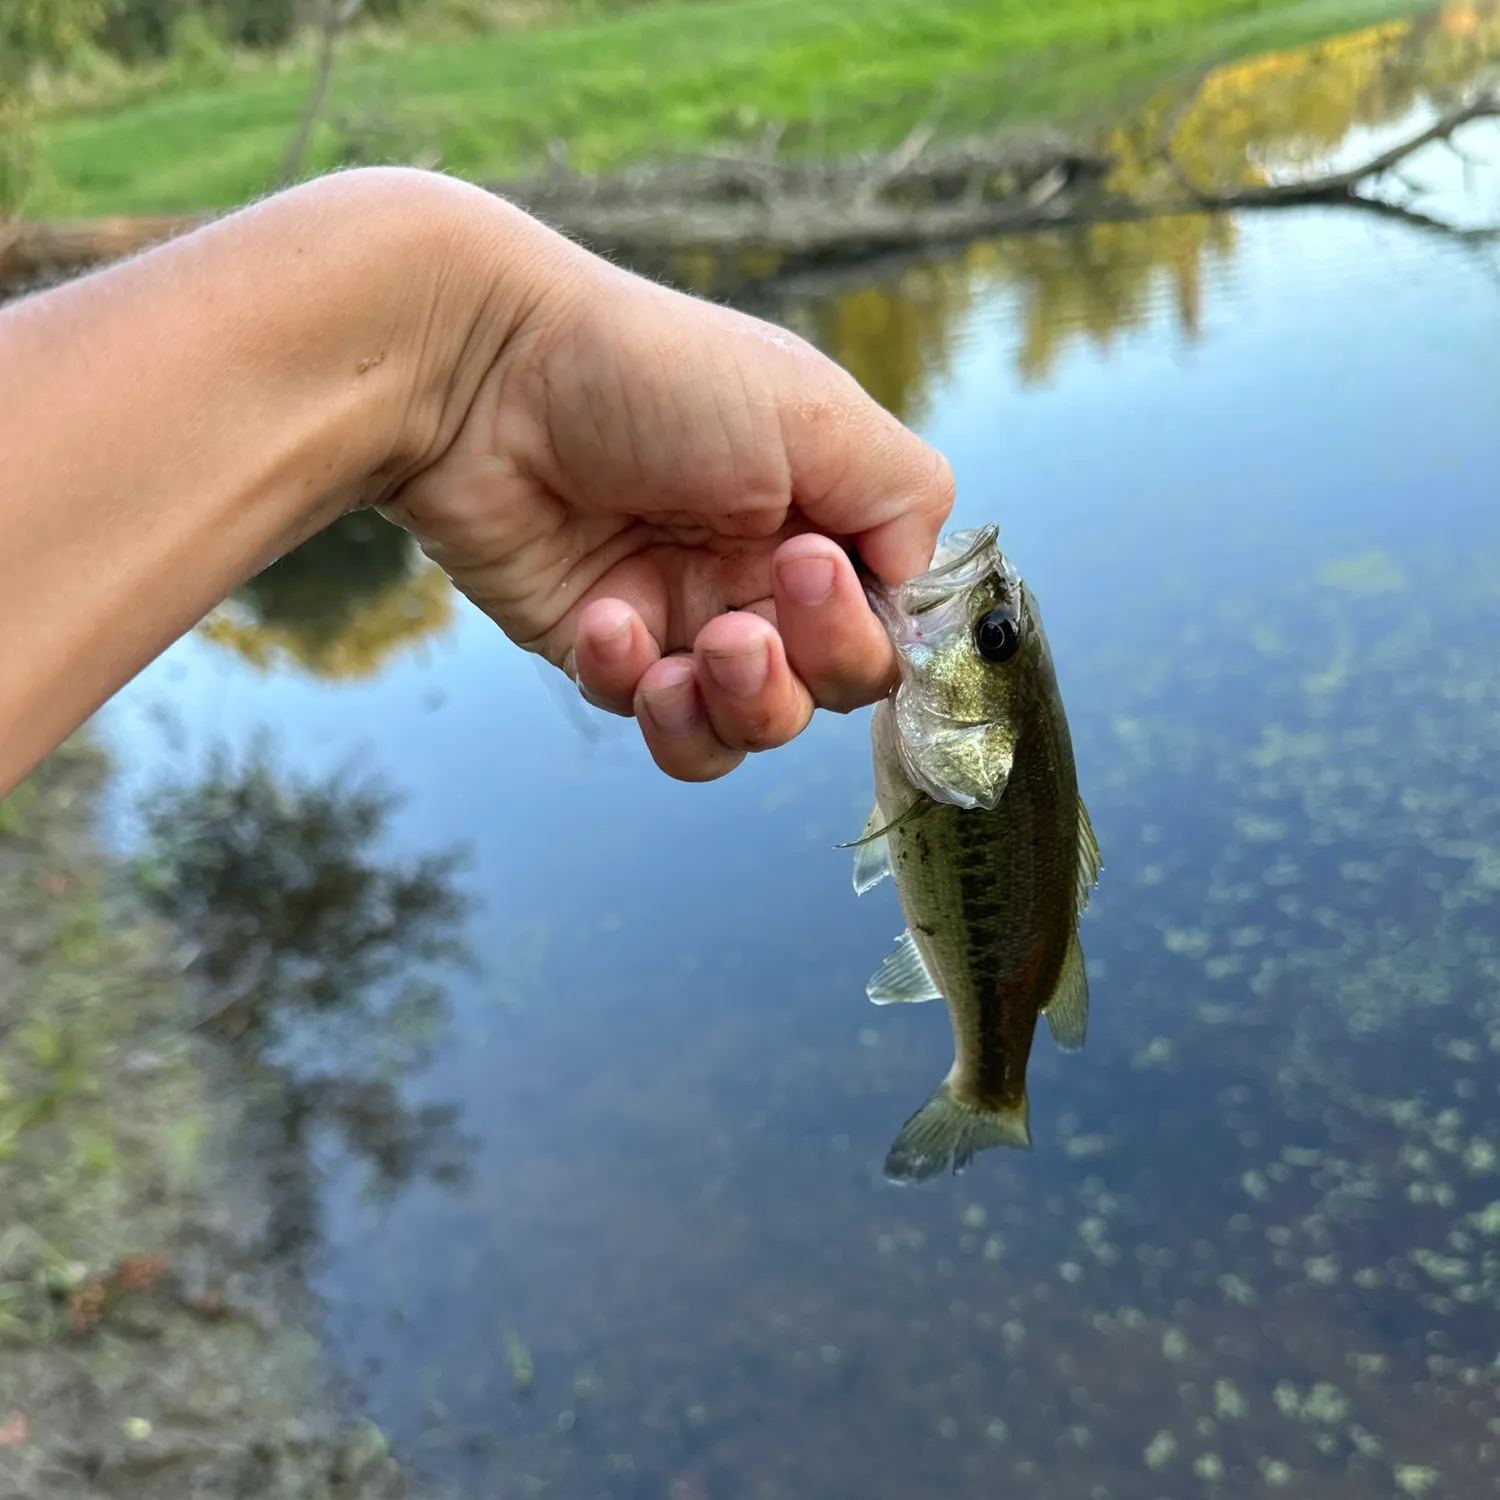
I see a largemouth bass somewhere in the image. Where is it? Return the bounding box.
[851,525,1101,1181]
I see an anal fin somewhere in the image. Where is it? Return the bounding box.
[1043,931,1089,1051]
[867,930,942,1005]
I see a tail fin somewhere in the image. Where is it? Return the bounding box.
[883,1080,1031,1182]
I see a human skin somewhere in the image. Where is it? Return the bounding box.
[0,168,954,797]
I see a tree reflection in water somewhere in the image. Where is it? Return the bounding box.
[776,1,1500,412]
[133,746,476,1261]
[200,509,455,681]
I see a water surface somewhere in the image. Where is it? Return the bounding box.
[98,19,1500,1499]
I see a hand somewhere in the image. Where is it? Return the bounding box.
[381,247,954,781]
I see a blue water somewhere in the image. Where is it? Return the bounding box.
[99,171,1500,1496]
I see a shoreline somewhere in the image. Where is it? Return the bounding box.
[0,736,426,1499]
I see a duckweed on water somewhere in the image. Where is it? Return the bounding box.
[1143,1430,1177,1470]
[1259,1458,1293,1487]
[1215,1273,1255,1306]
[1299,1385,1350,1425]
[1303,1254,1341,1286]
[1211,1380,1245,1422]
[1192,1451,1224,1480]
[505,1331,535,1397]
[1394,1466,1442,1497]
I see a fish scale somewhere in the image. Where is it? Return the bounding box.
[851,524,1101,1181]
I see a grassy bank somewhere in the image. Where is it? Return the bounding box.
[29,0,1428,216]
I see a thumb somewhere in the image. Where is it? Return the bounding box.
[768,334,955,585]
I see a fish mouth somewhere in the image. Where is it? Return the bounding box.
[859,523,1023,812]
[863,523,1020,674]
[863,525,1013,632]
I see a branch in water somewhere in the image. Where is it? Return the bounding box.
[2,93,1497,296]
[1174,93,1500,211]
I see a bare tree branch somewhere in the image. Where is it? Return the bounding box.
[856,121,937,206]
[1177,94,1500,209]
[1309,190,1499,242]
[277,0,365,189]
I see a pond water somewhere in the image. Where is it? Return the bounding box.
[95,19,1500,1500]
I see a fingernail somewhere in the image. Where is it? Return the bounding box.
[778,554,836,607]
[589,606,634,665]
[704,641,769,699]
[640,659,699,739]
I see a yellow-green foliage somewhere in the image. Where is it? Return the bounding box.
[1,0,108,91]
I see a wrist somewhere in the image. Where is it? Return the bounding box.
[352,168,596,503]
[220,167,570,526]
[0,167,585,794]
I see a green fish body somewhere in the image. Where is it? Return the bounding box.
[853,526,1101,1181]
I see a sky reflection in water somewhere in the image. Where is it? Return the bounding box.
[99,140,1500,1500]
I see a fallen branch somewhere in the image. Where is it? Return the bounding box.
[855,121,938,206]
[0,132,1109,293]
[1175,92,1500,211]
[1,94,1496,299]
[1313,191,1498,241]
[492,129,1106,211]
[0,212,211,288]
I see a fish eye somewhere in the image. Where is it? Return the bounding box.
[974,609,1020,665]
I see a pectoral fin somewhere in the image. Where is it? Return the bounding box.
[867,930,942,1005]
[851,805,892,894]
[837,795,930,851]
[1077,797,1102,911]
[1043,931,1089,1051]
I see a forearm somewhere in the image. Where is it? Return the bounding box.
[0,168,552,796]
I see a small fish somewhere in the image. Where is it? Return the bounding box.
[849,525,1100,1181]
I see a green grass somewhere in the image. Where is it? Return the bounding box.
[30,0,1429,216]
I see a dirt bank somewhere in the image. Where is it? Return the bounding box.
[0,738,429,1500]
